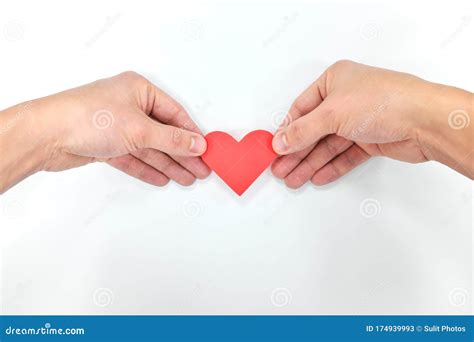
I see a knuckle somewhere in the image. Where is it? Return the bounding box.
[326,60,355,90]
[169,104,184,118]
[136,163,148,179]
[119,158,132,173]
[135,148,152,161]
[286,123,305,146]
[328,162,342,179]
[300,158,316,174]
[342,152,356,167]
[170,127,186,149]
[119,70,140,79]
[322,107,339,134]
[293,97,311,116]
[331,59,355,71]
[180,116,197,131]
[160,159,175,173]
[117,71,147,86]
[323,138,339,156]
[129,124,149,149]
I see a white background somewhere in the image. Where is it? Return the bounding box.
[0,0,472,314]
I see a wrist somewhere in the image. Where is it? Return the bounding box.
[414,82,473,177]
[0,100,55,193]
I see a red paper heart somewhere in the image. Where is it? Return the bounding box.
[202,130,277,196]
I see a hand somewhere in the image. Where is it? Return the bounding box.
[272,60,473,188]
[0,71,210,193]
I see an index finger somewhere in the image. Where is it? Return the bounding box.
[146,80,201,134]
[280,68,329,130]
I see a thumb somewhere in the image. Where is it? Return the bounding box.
[272,100,335,155]
[139,118,207,156]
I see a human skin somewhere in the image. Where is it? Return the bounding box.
[1,63,473,194]
[272,60,473,188]
[0,71,210,194]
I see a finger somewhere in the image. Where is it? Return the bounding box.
[137,116,207,156]
[273,98,336,155]
[146,81,201,134]
[132,149,196,186]
[282,69,329,127]
[271,144,316,179]
[284,135,353,189]
[143,84,211,174]
[311,144,370,185]
[108,154,169,187]
[171,155,211,179]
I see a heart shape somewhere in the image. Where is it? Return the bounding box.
[202,130,277,196]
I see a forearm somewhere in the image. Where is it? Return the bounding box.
[0,100,51,194]
[416,82,474,178]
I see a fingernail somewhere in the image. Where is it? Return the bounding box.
[273,131,289,154]
[190,135,207,154]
